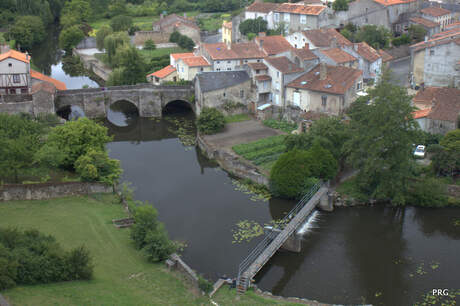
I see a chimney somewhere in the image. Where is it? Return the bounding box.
[320,62,327,80]
[330,37,337,48]
[258,32,266,37]
[304,43,309,49]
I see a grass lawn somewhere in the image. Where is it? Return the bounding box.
[197,13,231,32]
[90,16,159,31]
[139,47,189,59]
[213,286,300,305]
[225,114,252,123]
[0,194,205,305]
[232,135,287,172]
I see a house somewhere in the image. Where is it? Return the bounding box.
[170,52,194,67]
[199,42,266,71]
[254,34,293,57]
[285,63,363,116]
[147,65,177,85]
[222,21,233,44]
[290,46,320,71]
[378,49,393,66]
[264,56,304,107]
[152,13,200,43]
[286,28,352,50]
[0,49,66,94]
[315,48,359,68]
[170,53,211,81]
[412,86,460,134]
[344,42,383,81]
[244,2,281,29]
[420,7,454,31]
[409,17,440,37]
[246,62,271,104]
[272,3,327,33]
[409,28,460,88]
[194,71,252,114]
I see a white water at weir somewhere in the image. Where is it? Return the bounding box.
[297,210,320,235]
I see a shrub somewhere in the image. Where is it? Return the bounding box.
[143,39,156,50]
[263,119,297,133]
[59,25,85,51]
[198,275,213,294]
[169,31,181,43]
[270,150,316,199]
[75,149,122,184]
[406,178,448,207]
[306,141,338,180]
[196,107,225,135]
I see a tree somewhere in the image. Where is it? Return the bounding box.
[196,107,225,134]
[169,31,181,43]
[408,24,427,43]
[177,35,195,50]
[38,118,112,169]
[143,39,156,50]
[110,15,133,32]
[333,0,348,11]
[0,114,44,183]
[96,26,113,50]
[108,0,128,17]
[431,129,460,176]
[344,70,418,204]
[306,141,338,180]
[59,25,85,51]
[103,31,129,65]
[60,0,92,28]
[355,25,391,49]
[112,44,147,84]
[75,149,122,184]
[9,15,46,49]
[239,17,267,36]
[106,67,125,86]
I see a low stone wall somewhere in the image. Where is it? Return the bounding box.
[0,100,34,115]
[0,182,113,201]
[133,31,169,45]
[168,253,201,295]
[197,135,269,186]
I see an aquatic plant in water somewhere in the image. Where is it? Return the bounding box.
[164,116,196,148]
[231,179,271,202]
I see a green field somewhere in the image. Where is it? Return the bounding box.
[139,47,189,59]
[233,135,286,172]
[90,16,159,31]
[263,119,297,133]
[0,194,300,305]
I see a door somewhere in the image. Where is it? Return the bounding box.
[293,91,300,107]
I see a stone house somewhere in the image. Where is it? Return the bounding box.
[420,7,454,31]
[264,56,304,107]
[272,3,327,33]
[147,65,177,85]
[244,2,280,29]
[409,17,440,37]
[290,46,320,71]
[176,56,211,81]
[286,28,353,50]
[285,63,363,116]
[246,62,271,104]
[199,42,266,71]
[152,13,201,43]
[222,21,233,44]
[343,42,383,81]
[411,87,460,134]
[194,71,252,114]
[315,47,359,68]
[409,28,460,87]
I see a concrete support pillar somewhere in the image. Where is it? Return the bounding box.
[318,192,333,212]
[264,227,302,253]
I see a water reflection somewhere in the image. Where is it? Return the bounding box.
[56,105,85,121]
[107,101,140,127]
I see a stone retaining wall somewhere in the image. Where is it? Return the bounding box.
[0,182,113,201]
[168,253,202,295]
[197,135,269,186]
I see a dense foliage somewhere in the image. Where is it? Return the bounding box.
[110,15,133,32]
[169,31,195,51]
[332,0,348,11]
[239,17,268,36]
[59,25,85,50]
[8,15,46,49]
[196,107,226,135]
[143,39,156,50]
[430,129,460,177]
[130,205,177,262]
[96,25,113,50]
[262,119,297,133]
[75,149,122,184]
[0,227,93,290]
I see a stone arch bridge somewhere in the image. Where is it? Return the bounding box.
[56,84,194,118]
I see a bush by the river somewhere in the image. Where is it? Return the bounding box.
[75,149,122,185]
[130,205,177,262]
[406,178,448,207]
[198,275,213,294]
[196,107,225,135]
[0,228,93,290]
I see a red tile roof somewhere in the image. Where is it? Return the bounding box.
[421,7,451,17]
[410,17,439,28]
[378,49,393,63]
[274,3,326,15]
[287,64,362,95]
[321,48,357,64]
[148,65,176,78]
[412,108,431,119]
[255,75,271,81]
[293,47,318,61]
[202,42,265,60]
[302,28,352,48]
[265,56,303,74]
[153,14,199,30]
[222,21,232,29]
[181,56,210,67]
[255,35,293,56]
[246,2,280,13]
[231,42,266,59]
[413,87,460,122]
[171,52,195,60]
[446,22,460,30]
[30,70,66,91]
[373,0,417,6]
[353,42,381,62]
[248,62,268,70]
[410,28,460,51]
[0,49,30,63]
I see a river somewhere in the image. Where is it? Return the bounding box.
[33,30,459,305]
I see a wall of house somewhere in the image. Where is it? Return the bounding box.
[275,13,321,33]
[340,0,389,28]
[428,118,457,134]
[0,58,29,90]
[411,48,425,86]
[415,117,428,131]
[286,32,310,49]
[196,80,252,114]
[423,41,460,87]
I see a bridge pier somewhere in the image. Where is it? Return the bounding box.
[264,227,302,253]
[318,192,333,212]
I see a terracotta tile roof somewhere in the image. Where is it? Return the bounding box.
[148,65,176,78]
[153,14,199,30]
[255,35,293,56]
[0,49,30,63]
[446,22,460,30]
[413,87,460,122]
[265,56,303,74]
[410,17,439,28]
[372,0,417,6]
[302,28,352,48]
[378,49,393,63]
[410,28,460,51]
[171,52,195,60]
[30,70,66,91]
[293,47,318,61]
[246,2,280,13]
[181,56,210,67]
[274,3,326,15]
[231,42,266,59]
[255,75,271,81]
[287,64,362,95]
[31,81,56,94]
[202,42,265,60]
[202,43,238,60]
[353,42,381,62]
[413,87,441,104]
[421,7,451,17]
[248,62,268,70]
[320,48,357,64]
[412,108,431,119]
[223,21,232,29]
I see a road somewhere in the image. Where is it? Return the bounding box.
[389,57,410,87]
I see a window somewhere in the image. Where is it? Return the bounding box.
[217,61,220,64]
[257,59,261,62]
[276,81,280,90]
[181,67,184,72]
[300,15,306,24]
[155,77,159,82]
[240,90,244,98]
[217,68,221,71]
[276,71,280,78]
[244,60,248,63]
[321,95,327,107]
[284,13,290,23]
[256,69,260,74]
[430,49,435,56]
[357,81,362,90]
[293,91,300,106]
[21,88,28,94]
[294,36,298,40]
[227,67,231,70]
[274,13,279,22]
[275,94,280,105]
[227,61,231,64]
[200,67,204,71]
[8,63,12,67]
[223,92,226,97]
[13,74,20,83]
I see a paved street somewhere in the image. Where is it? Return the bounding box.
[389,57,410,88]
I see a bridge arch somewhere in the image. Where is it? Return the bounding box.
[107,99,140,127]
[162,99,194,115]
[56,105,85,120]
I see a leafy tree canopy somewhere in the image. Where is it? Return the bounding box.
[110,15,133,32]
[239,17,267,36]
[196,107,225,135]
[59,25,85,50]
[9,15,46,50]
[333,0,348,11]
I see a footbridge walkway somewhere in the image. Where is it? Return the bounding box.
[236,182,330,293]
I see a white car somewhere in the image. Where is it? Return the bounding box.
[413,145,426,158]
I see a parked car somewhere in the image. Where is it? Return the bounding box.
[413,145,426,158]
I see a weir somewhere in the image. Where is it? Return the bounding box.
[236,182,331,294]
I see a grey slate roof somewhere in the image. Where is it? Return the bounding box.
[196,71,250,93]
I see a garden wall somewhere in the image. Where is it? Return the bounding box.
[0,182,113,201]
[168,253,201,295]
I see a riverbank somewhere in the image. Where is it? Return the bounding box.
[73,49,111,83]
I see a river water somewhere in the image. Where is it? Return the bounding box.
[32,30,459,305]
